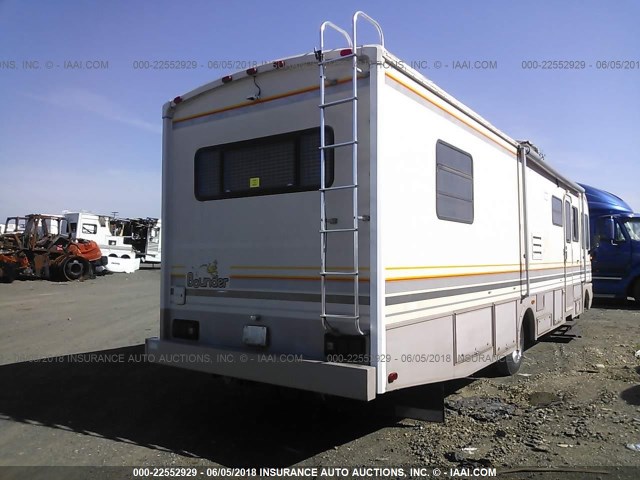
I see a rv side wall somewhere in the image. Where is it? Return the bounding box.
[377,63,591,391]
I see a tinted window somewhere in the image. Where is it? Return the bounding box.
[436,140,473,224]
[551,196,563,226]
[572,206,579,242]
[195,127,334,200]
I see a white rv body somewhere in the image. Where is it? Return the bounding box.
[133,218,162,264]
[64,212,141,273]
[147,24,591,400]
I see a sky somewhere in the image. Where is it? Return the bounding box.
[0,0,639,224]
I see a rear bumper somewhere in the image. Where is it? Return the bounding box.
[145,338,376,401]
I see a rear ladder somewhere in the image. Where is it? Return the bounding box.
[317,12,384,336]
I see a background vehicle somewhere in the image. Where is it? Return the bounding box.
[65,212,161,272]
[3,216,27,233]
[0,214,105,283]
[580,183,640,304]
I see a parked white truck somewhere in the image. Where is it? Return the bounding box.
[146,12,591,411]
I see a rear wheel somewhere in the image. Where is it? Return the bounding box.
[61,256,90,281]
[496,323,525,376]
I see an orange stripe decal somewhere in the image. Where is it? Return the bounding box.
[385,264,577,282]
[231,265,370,271]
[173,76,356,124]
[385,72,517,156]
[231,274,370,283]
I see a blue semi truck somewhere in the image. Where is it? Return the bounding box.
[579,184,640,304]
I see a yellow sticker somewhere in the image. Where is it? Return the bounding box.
[249,177,260,188]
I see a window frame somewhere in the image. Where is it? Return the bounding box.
[551,196,563,227]
[81,223,97,235]
[194,126,334,201]
[435,139,474,224]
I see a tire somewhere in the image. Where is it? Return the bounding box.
[61,256,90,281]
[496,323,525,376]
[634,280,640,306]
[0,262,16,283]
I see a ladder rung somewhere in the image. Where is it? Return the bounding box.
[320,271,358,276]
[320,140,357,150]
[320,96,357,108]
[320,228,357,233]
[320,184,357,192]
[321,314,360,320]
[320,53,357,65]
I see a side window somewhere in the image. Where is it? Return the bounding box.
[564,201,571,243]
[551,196,563,226]
[82,223,97,235]
[435,140,473,224]
[614,222,626,242]
[572,206,579,242]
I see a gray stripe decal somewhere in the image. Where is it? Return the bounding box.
[186,288,370,306]
[385,272,583,306]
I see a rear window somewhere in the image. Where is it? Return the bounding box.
[195,127,334,200]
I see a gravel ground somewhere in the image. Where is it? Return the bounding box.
[1,271,639,479]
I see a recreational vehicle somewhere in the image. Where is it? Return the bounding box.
[579,184,640,304]
[111,217,162,265]
[146,13,592,406]
[64,212,162,272]
[64,212,141,273]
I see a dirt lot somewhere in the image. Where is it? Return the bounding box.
[1,271,640,479]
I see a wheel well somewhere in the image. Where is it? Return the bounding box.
[584,291,591,310]
[522,308,536,347]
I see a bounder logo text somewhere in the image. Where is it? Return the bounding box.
[187,259,229,289]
